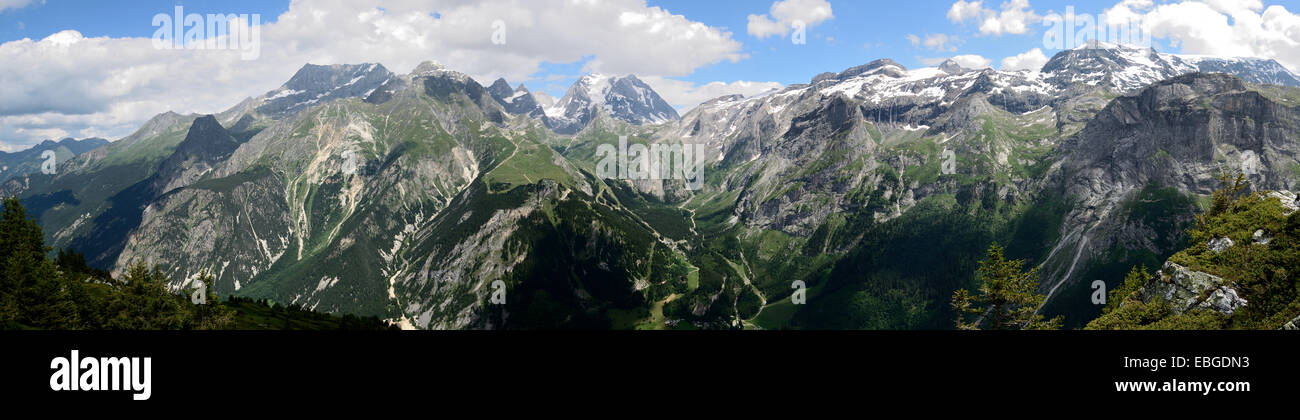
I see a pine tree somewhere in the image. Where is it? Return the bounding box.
[191,269,234,330]
[1203,171,1249,221]
[105,261,193,329]
[0,196,81,328]
[1102,265,1149,315]
[951,243,1062,330]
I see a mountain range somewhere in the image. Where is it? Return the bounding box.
[0,137,107,183]
[5,43,1300,329]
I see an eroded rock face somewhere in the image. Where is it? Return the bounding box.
[1037,73,1300,304]
[1139,261,1247,316]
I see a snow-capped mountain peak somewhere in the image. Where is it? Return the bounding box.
[486,77,546,118]
[1177,55,1300,87]
[249,63,395,118]
[1042,44,1196,91]
[938,59,973,75]
[1044,43,1300,91]
[545,74,679,134]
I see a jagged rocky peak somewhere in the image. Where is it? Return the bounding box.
[604,74,679,122]
[281,63,391,92]
[187,114,226,134]
[255,63,394,118]
[545,73,678,133]
[1094,73,1248,124]
[148,114,241,195]
[486,77,545,118]
[176,115,239,154]
[487,77,515,99]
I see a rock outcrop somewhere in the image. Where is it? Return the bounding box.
[1138,261,1248,316]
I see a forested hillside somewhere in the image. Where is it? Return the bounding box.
[0,197,394,330]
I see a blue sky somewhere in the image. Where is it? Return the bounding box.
[0,0,1297,149]
[0,1,286,41]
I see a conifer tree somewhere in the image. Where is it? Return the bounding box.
[951,243,1061,330]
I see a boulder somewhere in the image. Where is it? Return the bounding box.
[1140,262,1247,316]
[1268,191,1298,215]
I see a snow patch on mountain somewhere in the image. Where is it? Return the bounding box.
[545,74,680,134]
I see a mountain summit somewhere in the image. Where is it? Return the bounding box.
[545,74,679,134]
[1043,42,1300,91]
[0,137,107,183]
[252,63,395,118]
[486,78,547,119]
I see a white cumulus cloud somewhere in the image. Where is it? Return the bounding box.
[923,54,992,68]
[0,0,38,14]
[947,1,985,22]
[640,76,784,114]
[1106,0,1300,74]
[747,0,835,39]
[0,0,770,149]
[948,0,1041,36]
[1000,47,1048,71]
[908,33,961,52]
[952,54,993,69]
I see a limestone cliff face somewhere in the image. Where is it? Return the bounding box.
[1036,74,1300,302]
